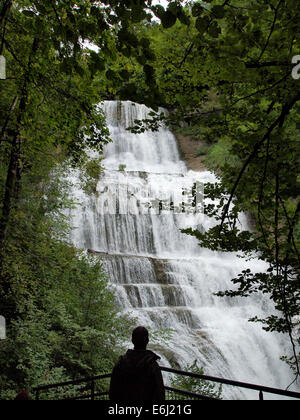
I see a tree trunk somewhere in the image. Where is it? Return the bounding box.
[0,36,39,262]
[0,133,20,247]
[0,0,13,29]
[0,96,19,147]
[0,92,25,310]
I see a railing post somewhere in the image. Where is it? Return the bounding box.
[91,380,95,401]
[259,390,264,401]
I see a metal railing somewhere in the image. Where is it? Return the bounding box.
[160,366,300,400]
[33,374,111,401]
[32,367,300,401]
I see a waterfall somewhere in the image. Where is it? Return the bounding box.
[69,100,297,400]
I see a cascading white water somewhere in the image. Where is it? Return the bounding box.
[69,100,297,400]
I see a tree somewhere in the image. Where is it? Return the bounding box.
[123,0,300,380]
[0,0,194,398]
[0,148,134,399]
[182,0,300,380]
[0,0,191,279]
[0,0,181,318]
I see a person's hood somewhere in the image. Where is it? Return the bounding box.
[119,349,161,375]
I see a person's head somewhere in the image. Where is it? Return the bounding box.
[132,326,149,350]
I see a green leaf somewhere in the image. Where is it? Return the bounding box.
[143,64,155,80]
[74,64,84,77]
[212,5,225,19]
[90,51,105,72]
[120,47,132,58]
[136,54,147,65]
[178,11,191,26]
[195,16,210,33]
[152,5,165,20]
[161,11,177,29]
[131,8,147,23]
[106,69,117,81]
[120,70,130,80]
[60,59,72,74]
[119,83,138,100]
[35,4,48,14]
[118,29,139,48]
[140,38,151,49]
[208,22,221,38]
[143,47,156,61]
[192,4,204,17]
[168,2,182,16]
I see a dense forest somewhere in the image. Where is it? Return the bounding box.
[0,0,299,399]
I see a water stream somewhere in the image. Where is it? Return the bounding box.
[69,100,296,399]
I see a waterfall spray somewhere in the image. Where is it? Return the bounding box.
[69,101,296,399]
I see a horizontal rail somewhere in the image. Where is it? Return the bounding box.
[164,386,217,401]
[66,392,109,401]
[160,367,300,399]
[33,367,300,400]
[33,373,112,392]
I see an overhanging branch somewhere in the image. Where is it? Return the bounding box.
[219,93,300,234]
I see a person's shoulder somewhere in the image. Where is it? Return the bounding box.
[146,350,161,361]
[113,352,127,368]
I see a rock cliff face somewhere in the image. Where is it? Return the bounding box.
[173,132,207,172]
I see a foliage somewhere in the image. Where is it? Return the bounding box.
[182,0,300,378]
[1,2,195,398]
[79,157,104,195]
[0,152,133,399]
[0,0,191,259]
[119,164,127,172]
[170,360,223,400]
[116,0,300,378]
[204,138,241,172]
[0,0,194,398]
[195,144,211,157]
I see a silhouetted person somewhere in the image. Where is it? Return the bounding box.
[109,326,165,402]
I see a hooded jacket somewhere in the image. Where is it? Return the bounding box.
[109,349,165,402]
